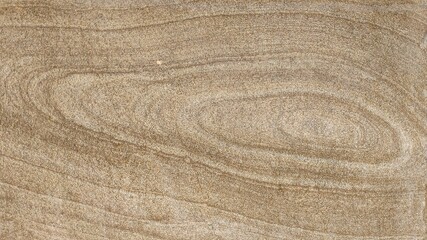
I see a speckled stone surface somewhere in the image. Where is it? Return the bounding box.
[0,1,426,239]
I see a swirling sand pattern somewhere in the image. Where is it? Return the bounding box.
[0,1,426,239]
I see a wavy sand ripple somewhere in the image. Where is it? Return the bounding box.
[0,1,426,239]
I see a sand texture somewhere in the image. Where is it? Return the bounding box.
[1,0,427,239]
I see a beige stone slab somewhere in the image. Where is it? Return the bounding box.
[0,1,426,239]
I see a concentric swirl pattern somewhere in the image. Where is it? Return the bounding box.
[0,2,426,239]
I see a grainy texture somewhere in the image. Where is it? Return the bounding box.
[0,0,427,239]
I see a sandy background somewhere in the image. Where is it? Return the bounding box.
[0,0,426,239]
